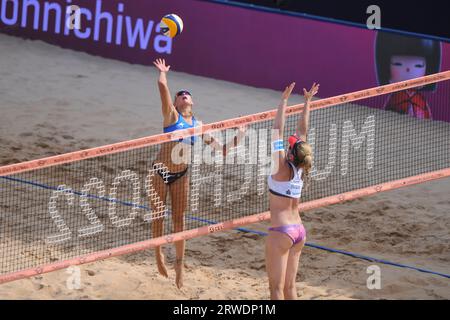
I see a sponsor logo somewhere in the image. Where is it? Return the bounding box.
[353,91,371,99]
[393,82,408,90]
[234,118,251,125]
[339,95,348,102]
[80,151,90,158]
[211,123,225,129]
[208,225,224,233]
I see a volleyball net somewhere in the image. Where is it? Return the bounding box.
[1,71,449,283]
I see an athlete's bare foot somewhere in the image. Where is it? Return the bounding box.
[175,258,184,289]
[156,251,168,278]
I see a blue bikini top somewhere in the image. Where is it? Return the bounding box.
[163,112,199,145]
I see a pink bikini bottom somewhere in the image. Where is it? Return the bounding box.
[268,224,306,245]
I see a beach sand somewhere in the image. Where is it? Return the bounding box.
[0,33,449,300]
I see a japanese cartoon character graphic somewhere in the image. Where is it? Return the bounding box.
[375,32,441,120]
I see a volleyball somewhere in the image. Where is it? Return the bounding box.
[160,14,184,38]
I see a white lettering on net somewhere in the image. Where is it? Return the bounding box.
[269,128,283,176]
[190,152,201,213]
[108,170,140,227]
[190,141,223,212]
[202,143,216,166]
[247,128,258,165]
[341,115,376,176]
[257,129,270,196]
[78,178,105,237]
[309,124,338,181]
[213,144,223,207]
[201,129,225,205]
[46,185,74,244]
[227,130,253,202]
[144,163,168,221]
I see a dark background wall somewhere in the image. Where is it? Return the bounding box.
[217,0,450,41]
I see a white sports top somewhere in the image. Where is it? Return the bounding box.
[268,161,304,199]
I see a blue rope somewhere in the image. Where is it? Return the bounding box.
[303,243,450,279]
[1,176,149,209]
[1,175,449,279]
[189,216,450,279]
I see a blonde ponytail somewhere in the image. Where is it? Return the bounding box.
[295,143,313,190]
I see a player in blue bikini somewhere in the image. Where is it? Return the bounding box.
[151,58,245,289]
[266,81,319,299]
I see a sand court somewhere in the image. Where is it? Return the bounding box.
[0,33,449,299]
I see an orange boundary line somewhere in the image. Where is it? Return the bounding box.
[1,166,449,284]
[0,70,449,176]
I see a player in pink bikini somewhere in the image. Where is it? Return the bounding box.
[266,81,319,300]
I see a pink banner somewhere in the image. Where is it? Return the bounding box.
[1,0,449,120]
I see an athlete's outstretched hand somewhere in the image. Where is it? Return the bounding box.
[153,58,171,73]
[303,82,320,101]
[281,82,296,101]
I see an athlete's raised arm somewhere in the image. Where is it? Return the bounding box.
[273,82,295,139]
[271,82,295,173]
[297,82,319,141]
[153,58,177,124]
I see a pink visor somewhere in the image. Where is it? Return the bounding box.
[288,134,302,148]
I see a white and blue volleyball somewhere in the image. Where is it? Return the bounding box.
[160,14,184,38]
